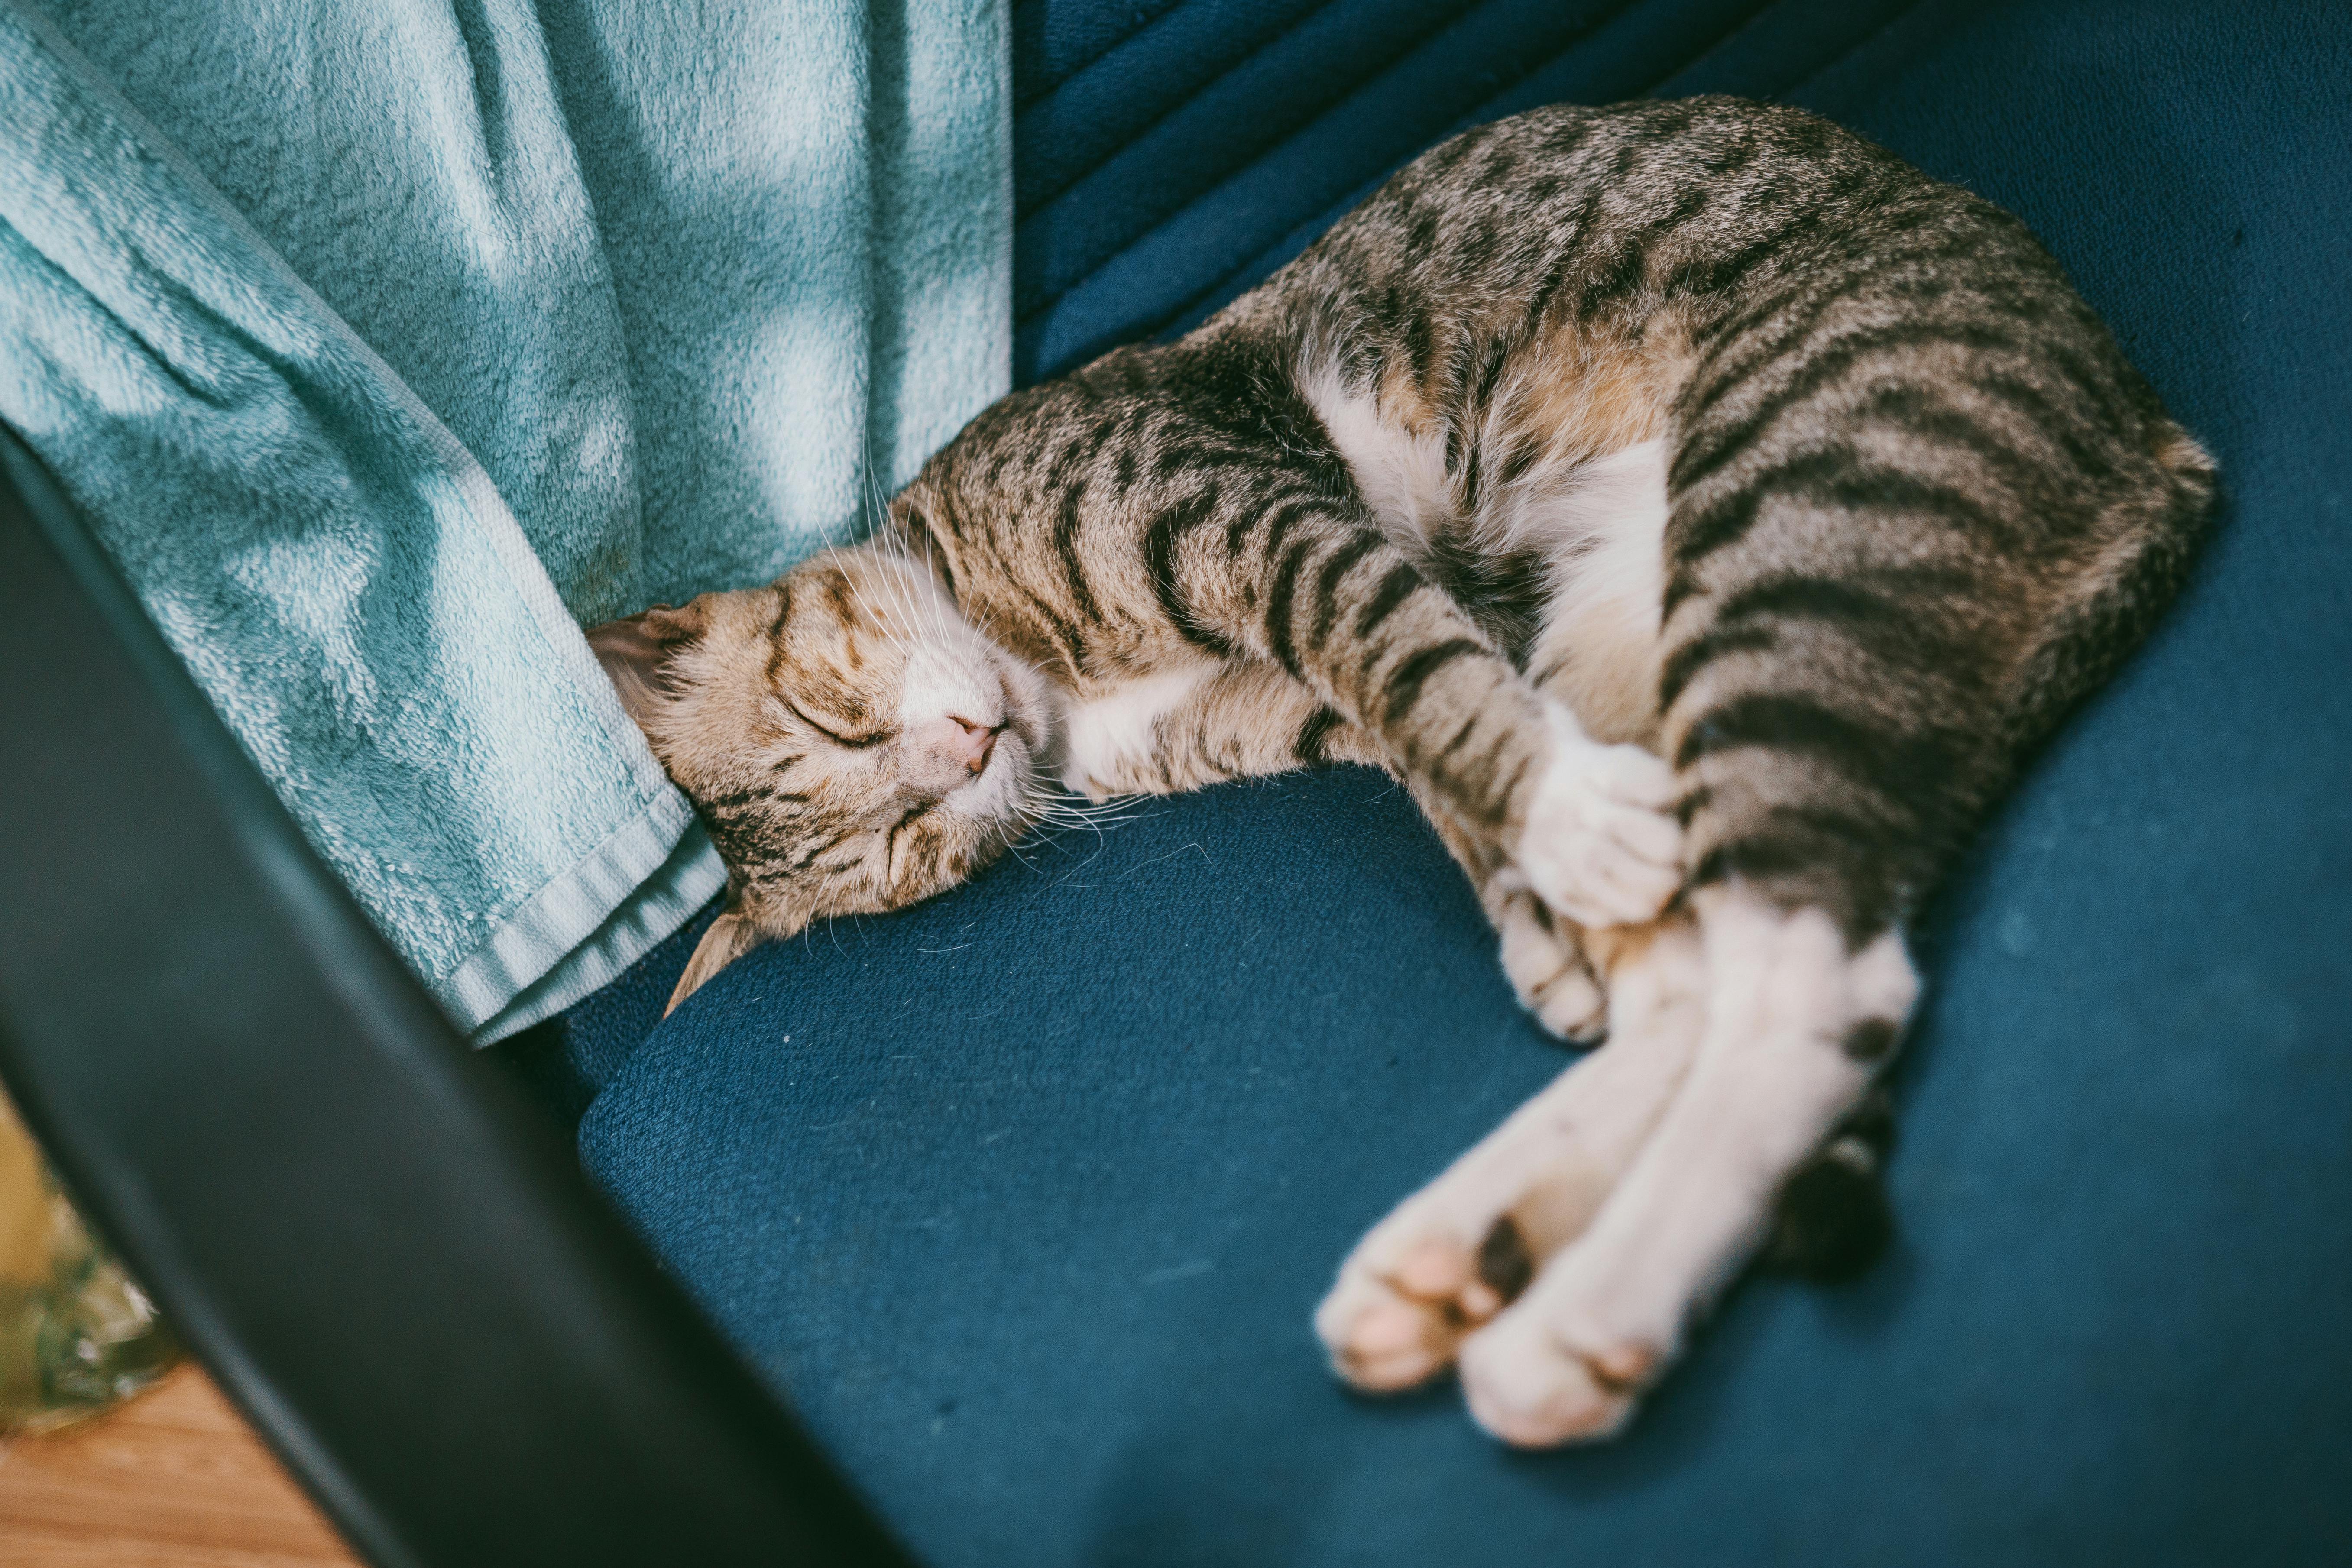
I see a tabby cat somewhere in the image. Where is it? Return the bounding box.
[589,98,2213,1447]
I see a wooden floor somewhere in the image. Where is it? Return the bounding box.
[0,1366,360,1568]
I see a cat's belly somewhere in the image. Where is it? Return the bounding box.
[1300,352,1672,748]
[1519,439,1671,748]
[1055,664,1217,798]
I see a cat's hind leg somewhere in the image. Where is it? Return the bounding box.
[1453,888,1917,1444]
[1315,920,1707,1390]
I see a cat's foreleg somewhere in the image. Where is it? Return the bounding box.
[1491,888,1608,1042]
[1405,776,1626,1045]
[1504,703,1685,929]
[1452,887,1917,1445]
[1157,492,1681,930]
[1061,648,1629,1043]
[1315,920,1706,1389]
[1060,661,1391,800]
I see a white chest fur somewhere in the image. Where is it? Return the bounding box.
[1055,664,1216,798]
[1299,360,1672,746]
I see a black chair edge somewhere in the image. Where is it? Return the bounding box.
[0,425,912,1568]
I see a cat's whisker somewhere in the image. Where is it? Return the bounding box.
[1033,801,1143,829]
[859,468,959,653]
[997,823,1047,872]
[836,465,936,654]
[1019,786,1150,865]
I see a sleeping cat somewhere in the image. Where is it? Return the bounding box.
[589,98,2213,1447]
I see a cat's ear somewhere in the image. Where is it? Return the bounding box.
[586,598,712,730]
[663,900,806,1016]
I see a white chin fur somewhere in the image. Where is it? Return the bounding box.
[953,734,1036,827]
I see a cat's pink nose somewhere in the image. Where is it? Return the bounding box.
[946,715,1000,774]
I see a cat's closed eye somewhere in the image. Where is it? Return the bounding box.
[586,547,1053,1004]
[783,697,891,749]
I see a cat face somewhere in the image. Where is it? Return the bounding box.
[588,544,1050,1010]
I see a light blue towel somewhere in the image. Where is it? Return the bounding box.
[0,0,1010,1037]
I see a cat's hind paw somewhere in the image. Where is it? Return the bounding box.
[1453,1200,1691,1447]
[1315,1226,1529,1393]
[1313,1034,1673,1396]
[1514,707,1683,930]
[1457,1305,1660,1446]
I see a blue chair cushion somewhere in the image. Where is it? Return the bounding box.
[554,2,2352,1561]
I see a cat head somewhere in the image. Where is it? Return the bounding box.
[588,542,1050,1012]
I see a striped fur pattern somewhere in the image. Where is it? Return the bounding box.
[593,98,2213,1445]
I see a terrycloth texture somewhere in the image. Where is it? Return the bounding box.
[0,0,1010,1037]
[567,0,2352,1562]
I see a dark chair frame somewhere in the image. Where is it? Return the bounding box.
[0,425,907,1568]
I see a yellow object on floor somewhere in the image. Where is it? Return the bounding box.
[0,1096,175,1433]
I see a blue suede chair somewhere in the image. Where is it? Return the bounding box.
[522,3,2352,1563]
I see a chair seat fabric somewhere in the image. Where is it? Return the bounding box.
[565,2,2352,1561]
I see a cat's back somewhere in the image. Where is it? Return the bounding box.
[1229,97,2040,359]
[1203,94,2205,566]
[1199,95,2212,755]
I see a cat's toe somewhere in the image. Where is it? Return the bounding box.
[1542,978,1607,1040]
[1317,1232,1527,1392]
[1457,1308,1659,1447]
[1316,1262,1461,1391]
[1332,1300,1451,1390]
[1319,979,1705,1409]
[1496,893,1609,1041]
[1516,712,1685,930]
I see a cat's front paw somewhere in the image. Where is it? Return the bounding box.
[1495,891,1607,1041]
[1513,706,1683,930]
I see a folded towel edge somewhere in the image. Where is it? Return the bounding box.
[459,803,724,1043]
